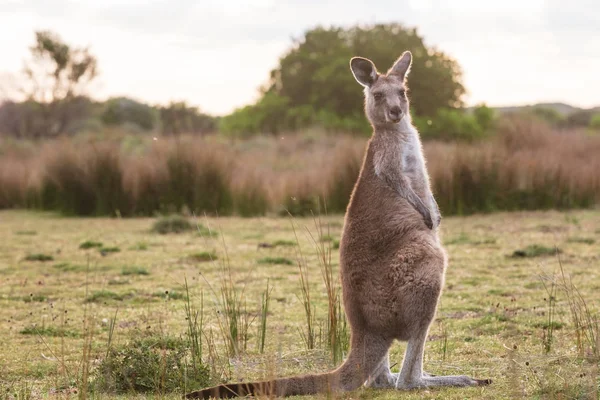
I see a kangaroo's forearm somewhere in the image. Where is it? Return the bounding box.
[377,168,433,228]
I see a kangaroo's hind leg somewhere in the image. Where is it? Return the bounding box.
[394,326,491,389]
[366,352,438,389]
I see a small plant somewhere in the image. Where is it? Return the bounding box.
[257,257,294,265]
[95,334,210,394]
[79,240,103,249]
[308,214,349,364]
[129,242,149,251]
[511,244,560,258]
[20,325,79,338]
[151,215,193,234]
[540,273,559,354]
[99,246,120,255]
[195,223,219,238]
[108,278,129,286]
[24,253,54,262]
[319,234,334,242]
[183,278,205,384]
[23,293,47,302]
[558,258,599,360]
[121,266,150,276]
[154,290,185,300]
[566,237,595,245]
[85,290,124,303]
[272,239,296,247]
[290,220,315,350]
[188,251,217,262]
[257,280,272,354]
[15,230,37,235]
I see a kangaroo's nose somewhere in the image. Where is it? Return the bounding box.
[389,106,402,119]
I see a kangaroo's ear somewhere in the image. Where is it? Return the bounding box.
[389,51,412,80]
[350,57,378,88]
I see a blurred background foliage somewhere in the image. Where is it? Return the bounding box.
[1,26,599,218]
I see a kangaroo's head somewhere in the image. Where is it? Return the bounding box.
[349,51,412,127]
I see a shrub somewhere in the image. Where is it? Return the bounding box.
[511,245,561,258]
[99,246,120,255]
[590,113,600,131]
[101,97,158,131]
[94,335,209,393]
[257,257,294,265]
[20,325,79,337]
[416,107,489,142]
[325,143,362,213]
[24,253,54,262]
[165,144,233,215]
[187,252,217,262]
[79,240,103,249]
[151,215,193,234]
[85,290,124,303]
[233,176,269,217]
[121,266,150,276]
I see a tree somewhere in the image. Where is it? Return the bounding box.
[101,97,158,131]
[590,113,600,131]
[20,31,98,137]
[159,102,216,136]
[221,24,465,136]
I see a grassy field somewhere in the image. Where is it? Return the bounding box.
[0,209,599,399]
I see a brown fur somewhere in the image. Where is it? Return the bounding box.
[185,52,490,399]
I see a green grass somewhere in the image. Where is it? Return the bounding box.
[14,230,37,235]
[121,266,150,276]
[23,294,47,302]
[257,257,294,265]
[511,244,561,258]
[99,246,120,255]
[152,215,193,234]
[272,239,296,247]
[1,209,599,399]
[566,237,596,245]
[187,251,217,262]
[23,253,54,262]
[19,325,79,338]
[129,241,149,251]
[79,240,103,249]
[85,290,125,303]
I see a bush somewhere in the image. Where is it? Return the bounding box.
[24,253,54,262]
[165,144,234,215]
[151,215,193,234]
[101,97,158,131]
[79,240,103,249]
[590,113,600,131]
[233,177,269,217]
[94,335,209,394]
[326,145,362,213]
[159,102,216,135]
[416,107,491,142]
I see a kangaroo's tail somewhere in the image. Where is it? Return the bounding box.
[185,332,390,399]
[185,372,338,399]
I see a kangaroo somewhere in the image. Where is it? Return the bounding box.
[185,51,491,399]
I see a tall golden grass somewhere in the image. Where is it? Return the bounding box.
[0,116,598,216]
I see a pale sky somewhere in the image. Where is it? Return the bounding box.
[0,0,598,115]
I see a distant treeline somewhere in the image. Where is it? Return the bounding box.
[1,27,599,141]
[0,97,217,138]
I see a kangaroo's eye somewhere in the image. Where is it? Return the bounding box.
[398,89,406,97]
[373,93,383,101]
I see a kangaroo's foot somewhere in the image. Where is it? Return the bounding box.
[395,374,492,389]
[366,370,437,388]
